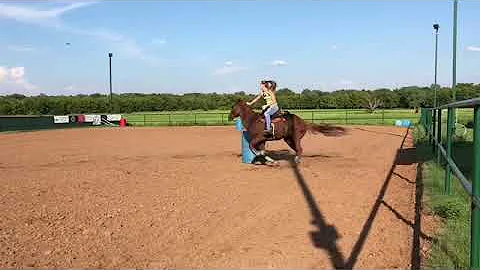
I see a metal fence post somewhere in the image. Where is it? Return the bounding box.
[472,105,480,269]
[311,111,314,123]
[420,108,426,128]
[345,110,348,124]
[143,114,146,126]
[430,110,434,142]
[427,110,432,144]
[426,108,429,128]
[437,109,442,165]
[432,109,437,153]
[445,107,454,195]
[382,108,385,125]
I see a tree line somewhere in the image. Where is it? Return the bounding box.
[1,83,480,115]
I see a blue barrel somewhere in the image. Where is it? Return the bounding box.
[241,130,256,163]
[236,118,244,131]
[235,119,256,163]
[402,120,412,127]
[395,119,412,128]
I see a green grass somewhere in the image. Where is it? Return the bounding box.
[123,108,421,127]
[413,125,472,268]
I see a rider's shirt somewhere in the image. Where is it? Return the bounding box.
[262,90,275,106]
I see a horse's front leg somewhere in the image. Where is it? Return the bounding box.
[257,141,275,163]
[257,141,266,156]
[251,137,278,164]
[249,136,264,156]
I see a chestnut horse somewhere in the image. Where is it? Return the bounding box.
[228,100,347,164]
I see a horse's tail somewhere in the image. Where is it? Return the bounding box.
[305,122,348,137]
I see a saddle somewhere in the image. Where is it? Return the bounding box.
[260,108,289,123]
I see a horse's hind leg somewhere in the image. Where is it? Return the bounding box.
[283,137,298,162]
[293,119,307,163]
[293,138,303,164]
[284,136,303,163]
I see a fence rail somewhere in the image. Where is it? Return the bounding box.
[124,108,419,126]
[0,109,420,132]
[421,97,480,268]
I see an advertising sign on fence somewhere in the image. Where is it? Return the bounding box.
[106,114,122,121]
[53,115,69,124]
[92,115,101,125]
[84,114,95,123]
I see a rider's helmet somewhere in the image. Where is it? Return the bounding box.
[260,79,277,91]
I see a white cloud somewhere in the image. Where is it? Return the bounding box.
[467,46,480,52]
[331,44,338,50]
[9,67,25,81]
[213,61,247,75]
[152,38,166,45]
[0,66,38,91]
[7,45,35,52]
[213,66,247,76]
[271,60,288,66]
[335,79,355,90]
[0,67,7,83]
[64,85,74,91]
[0,2,95,27]
[340,79,353,85]
[0,2,156,64]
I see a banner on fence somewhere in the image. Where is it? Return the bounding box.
[106,114,122,121]
[84,114,95,123]
[53,115,69,124]
[92,115,101,125]
[77,114,85,123]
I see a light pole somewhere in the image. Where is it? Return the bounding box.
[431,23,440,152]
[433,23,439,108]
[452,0,458,103]
[108,52,113,111]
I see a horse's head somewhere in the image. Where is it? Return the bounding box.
[228,99,247,121]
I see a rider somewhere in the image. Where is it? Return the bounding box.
[246,80,279,135]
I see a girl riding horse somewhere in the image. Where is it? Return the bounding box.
[246,80,279,136]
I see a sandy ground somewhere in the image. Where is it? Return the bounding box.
[0,125,438,268]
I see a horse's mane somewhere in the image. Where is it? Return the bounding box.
[238,100,262,125]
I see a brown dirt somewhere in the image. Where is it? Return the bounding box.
[0,125,437,268]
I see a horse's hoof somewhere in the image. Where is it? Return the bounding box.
[265,155,275,163]
[265,156,279,166]
[294,156,301,164]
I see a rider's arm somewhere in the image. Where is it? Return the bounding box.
[247,94,262,106]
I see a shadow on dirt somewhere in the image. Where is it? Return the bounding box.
[265,128,434,269]
[266,150,336,161]
[265,149,346,268]
[354,127,407,138]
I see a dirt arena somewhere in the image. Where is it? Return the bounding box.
[0,125,438,268]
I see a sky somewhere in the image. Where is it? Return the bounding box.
[0,0,479,96]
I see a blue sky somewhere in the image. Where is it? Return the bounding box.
[0,0,479,96]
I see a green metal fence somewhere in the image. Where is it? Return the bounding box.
[124,108,418,126]
[0,115,110,132]
[0,108,441,132]
[420,97,480,268]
